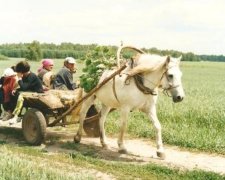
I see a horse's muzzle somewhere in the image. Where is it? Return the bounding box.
[173,95,184,103]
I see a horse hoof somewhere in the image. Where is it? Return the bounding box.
[74,135,81,143]
[157,151,166,160]
[118,149,128,154]
[102,144,109,150]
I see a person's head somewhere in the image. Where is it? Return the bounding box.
[42,59,54,71]
[3,67,17,77]
[15,61,30,77]
[64,57,76,73]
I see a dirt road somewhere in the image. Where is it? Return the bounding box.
[1,123,225,175]
[45,127,225,175]
[80,137,225,175]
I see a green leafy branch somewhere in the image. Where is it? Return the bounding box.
[79,46,116,92]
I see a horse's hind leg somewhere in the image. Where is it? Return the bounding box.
[117,107,129,154]
[74,95,95,143]
[99,104,110,149]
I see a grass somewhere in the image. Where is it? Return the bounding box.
[0,145,94,180]
[0,144,224,180]
[157,61,225,154]
[0,54,9,60]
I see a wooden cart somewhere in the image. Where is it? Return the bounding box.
[21,89,100,145]
[20,65,126,145]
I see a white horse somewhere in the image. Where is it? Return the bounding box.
[74,46,185,159]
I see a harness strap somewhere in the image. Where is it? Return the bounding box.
[112,76,120,102]
[134,75,157,95]
[126,59,157,95]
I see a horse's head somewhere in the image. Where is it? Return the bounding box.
[161,56,185,103]
[125,53,185,102]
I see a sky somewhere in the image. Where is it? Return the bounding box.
[0,0,225,55]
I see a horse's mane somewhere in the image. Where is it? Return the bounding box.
[139,54,168,70]
[127,54,168,76]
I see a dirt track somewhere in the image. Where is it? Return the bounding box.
[1,123,225,175]
[80,137,225,175]
[46,127,225,175]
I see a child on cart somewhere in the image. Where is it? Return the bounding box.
[0,67,18,121]
[8,61,44,124]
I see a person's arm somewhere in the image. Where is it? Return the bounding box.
[63,71,76,90]
[18,74,41,91]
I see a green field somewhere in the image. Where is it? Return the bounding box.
[0,58,225,179]
[156,61,225,153]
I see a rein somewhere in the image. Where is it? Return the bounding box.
[133,74,157,95]
[125,59,158,95]
[112,76,120,102]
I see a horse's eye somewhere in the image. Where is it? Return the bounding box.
[168,74,173,79]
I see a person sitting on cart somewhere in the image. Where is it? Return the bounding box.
[37,58,54,82]
[8,60,44,125]
[53,57,77,90]
[37,58,55,89]
[0,67,18,121]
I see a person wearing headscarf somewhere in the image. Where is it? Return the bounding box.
[37,59,54,81]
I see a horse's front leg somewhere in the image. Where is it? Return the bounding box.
[118,107,129,154]
[99,104,111,149]
[148,103,165,159]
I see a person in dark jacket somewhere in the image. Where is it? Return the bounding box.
[53,57,77,90]
[16,61,43,93]
[8,61,44,124]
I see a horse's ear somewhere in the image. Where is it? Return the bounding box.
[165,56,170,68]
[178,55,182,62]
[176,55,182,65]
[166,56,170,63]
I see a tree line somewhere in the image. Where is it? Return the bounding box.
[0,41,96,61]
[0,41,225,62]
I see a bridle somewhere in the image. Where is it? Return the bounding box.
[128,64,181,97]
[161,66,181,97]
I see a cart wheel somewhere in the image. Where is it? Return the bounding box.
[83,105,101,137]
[22,108,46,145]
